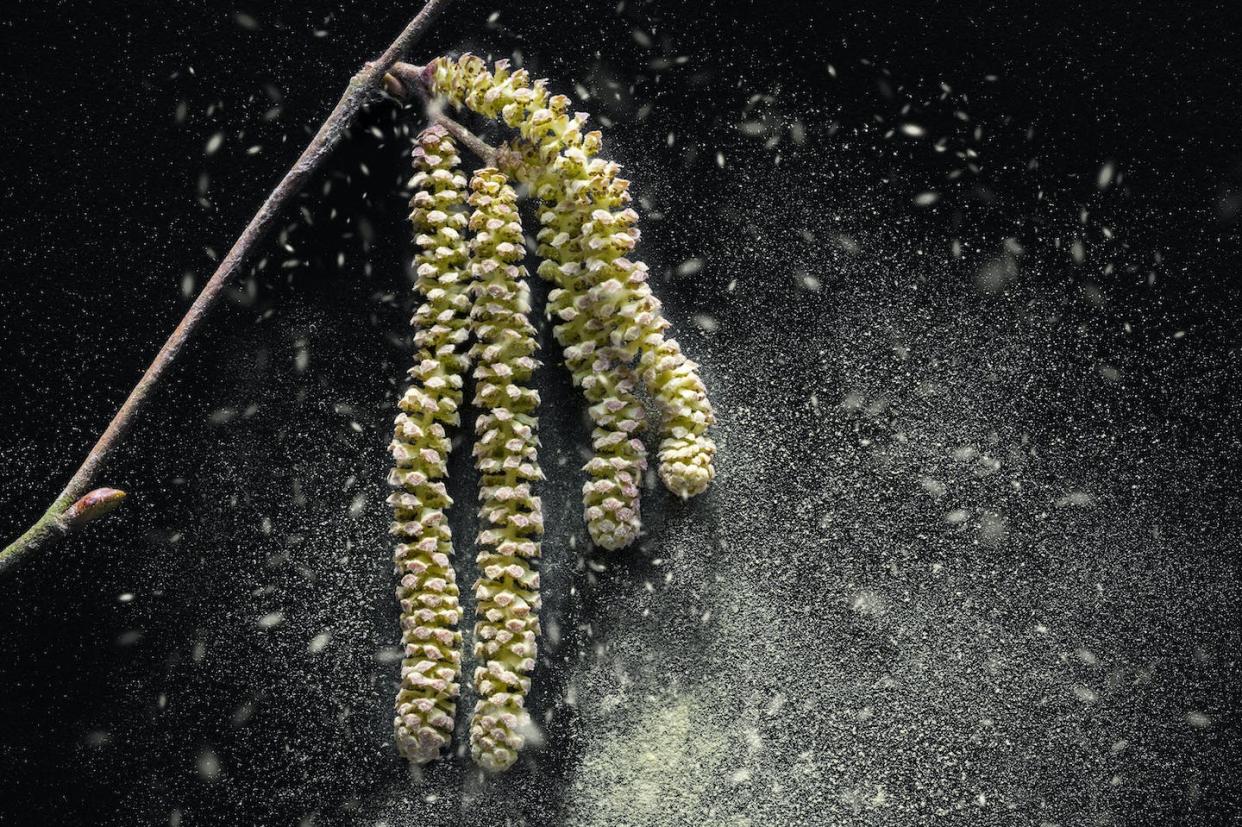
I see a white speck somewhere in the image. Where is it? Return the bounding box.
[258,611,285,629]
[1187,711,1212,729]
[375,646,403,664]
[693,314,719,333]
[675,258,704,277]
[1097,160,1116,189]
[1056,490,1095,508]
[197,748,222,781]
[1071,684,1098,704]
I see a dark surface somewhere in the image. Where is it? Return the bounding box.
[1,1,1240,824]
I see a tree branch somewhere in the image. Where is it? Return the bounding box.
[0,0,456,575]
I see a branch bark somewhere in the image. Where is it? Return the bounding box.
[0,0,457,574]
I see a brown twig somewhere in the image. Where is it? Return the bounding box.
[0,0,457,574]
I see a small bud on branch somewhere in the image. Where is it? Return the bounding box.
[62,488,128,532]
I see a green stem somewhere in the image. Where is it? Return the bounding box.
[0,493,74,574]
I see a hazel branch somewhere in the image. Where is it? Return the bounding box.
[0,0,457,575]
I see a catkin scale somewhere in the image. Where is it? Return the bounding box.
[465,168,545,771]
[388,126,471,764]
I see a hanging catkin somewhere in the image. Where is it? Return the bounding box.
[428,54,716,510]
[465,167,545,771]
[388,125,471,764]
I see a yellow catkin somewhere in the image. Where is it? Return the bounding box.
[387,126,471,763]
[465,167,545,770]
[430,55,715,508]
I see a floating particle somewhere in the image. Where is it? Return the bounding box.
[693,314,719,333]
[234,12,258,30]
[900,122,925,137]
[204,133,223,155]
[1076,648,1099,666]
[308,632,332,654]
[944,508,970,525]
[716,151,726,168]
[850,589,887,616]
[1056,490,1096,508]
[231,702,254,726]
[118,592,134,603]
[797,272,822,291]
[257,611,285,629]
[978,511,1008,546]
[1097,160,1116,190]
[832,234,860,255]
[293,344,309,373]
[374,646,402,664]
[951,445,979,462]
[207,407,238,426]
[913,191,940,206]
[675,258,704,277]
[1071,684,1098,704]
[197,748,222,782]
[975,253,1018,295]
[1186,711,1212,729]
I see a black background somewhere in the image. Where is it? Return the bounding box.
[1,1,1240,824]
